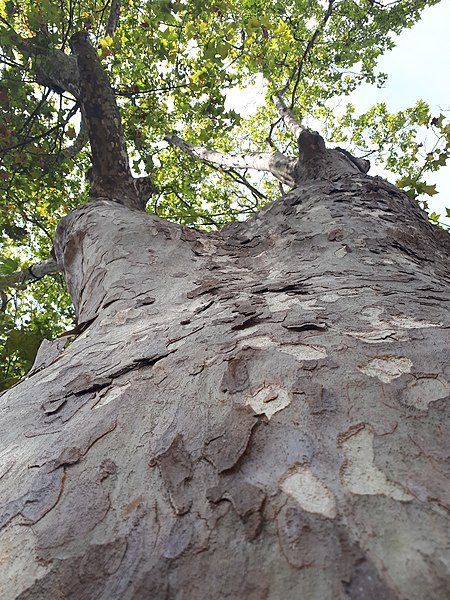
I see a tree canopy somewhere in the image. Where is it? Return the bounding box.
[0,0,448,389]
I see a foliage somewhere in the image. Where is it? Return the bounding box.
[329,102,450,217]
[0,0,447,387]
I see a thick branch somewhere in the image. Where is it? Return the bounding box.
[69,31,145,209]
[0,256,60,292]
[106,0,121,37]
[17,37,80,97]
[165,133,298,187]
[295,129,369,181]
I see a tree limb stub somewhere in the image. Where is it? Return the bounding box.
[272,90,370,178]
[69,31,146,210]
[295,129,368,181]
[165,133,298,187]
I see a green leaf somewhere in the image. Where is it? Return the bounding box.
[421,184,438,196]
[0,256,19,274]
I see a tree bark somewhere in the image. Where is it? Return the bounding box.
[1,170,449,599]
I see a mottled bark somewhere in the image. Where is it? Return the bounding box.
[272,90,304,139]
[69,31,147,209]
[1,170,449,599]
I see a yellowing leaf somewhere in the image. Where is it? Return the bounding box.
[99,35,113,48]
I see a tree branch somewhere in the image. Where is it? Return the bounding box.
[69,31,149,209]
[106,0,121,37]
[289,0,336,107]
[272,91,304,139]
[0,256,60,292]
[165,133,298,187]
[17,37,80,97]
[58,115,88,159]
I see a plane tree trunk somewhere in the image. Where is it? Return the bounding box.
[1,31,450,600]
[1,171,450,599]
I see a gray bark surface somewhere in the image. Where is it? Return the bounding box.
[1,172,449,599]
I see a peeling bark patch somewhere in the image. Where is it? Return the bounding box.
[335,245,350,258]
[207,480,265,540]
[348,329,397,344]
[186,279,220,299]
[282,321,327,332]
[152,434,193,515]
[36,471,111,548]
[281,344,327,361]
[246,384,291,419]
[93,382,131,409]
[0,521,51,598]
[163,518,194,559]
[280,464,336,519]
[1,468,65,527]
[340,427,412,501]
[237,335,327,361]
[276,504,339,569]
[403,377,449,411]
[263,292,298,312]
[390,316,442,329]
[359,356,413,383]
[204,406,258,472]
[221,356,250,393]
[122,495,145,517]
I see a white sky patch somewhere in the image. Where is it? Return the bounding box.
[224,73,266,117]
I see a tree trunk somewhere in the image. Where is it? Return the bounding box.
[1,173,449,599]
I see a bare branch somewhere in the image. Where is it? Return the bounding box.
[165,133,298,187]
[58,115,88,159]
[0,256,60,292]
[288,0,336,107]
[272,91,304,139]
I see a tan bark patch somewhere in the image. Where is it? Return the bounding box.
[245,384,291,419]
[340,426,412,501]
[0,520,50,597]
[280,464,336,519]
[403,377,449,411]
[359,356,413,383]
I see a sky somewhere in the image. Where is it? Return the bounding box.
[225,1,450,225]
